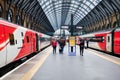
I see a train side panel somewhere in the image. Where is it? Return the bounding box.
[81,29,120,55]
[0,19,51,68]
[38,33,42,51]
[94,33,107,51]
[114,30,120,55]
[0,22,22,67]
[0,24,8,68]
[85,33,102,50]
[5,26,28,63]
[40,34,50,49]
[81,31,109,52]
[14,29,37,61]
[0,20,23,66]
[0,20,37,67]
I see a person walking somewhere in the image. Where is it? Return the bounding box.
[79,38,85,56]
[58,37,66,53]
[51,39,57,54]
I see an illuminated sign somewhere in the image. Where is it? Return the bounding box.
[69,36,75,46]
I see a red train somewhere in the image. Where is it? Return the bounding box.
[80,28,120,56]
[0,19,50,68]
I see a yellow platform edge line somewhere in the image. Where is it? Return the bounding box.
[89,50,120,65]
[20,49,52,80]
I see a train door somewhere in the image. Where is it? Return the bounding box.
[17,32,24,49]
[35,33,39,51]
[32,33,36,52]
[0,25,7,67]
[31,33,36,52]
[114,31,120,54]
[106,34,112,52]
[7,29,23,63]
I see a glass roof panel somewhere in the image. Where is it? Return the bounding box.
[86,1,91,5]
[38,0,102,30]
[83,0,87,3]
[89,4,94,8]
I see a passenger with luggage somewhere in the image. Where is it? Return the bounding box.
[58,37,66,53]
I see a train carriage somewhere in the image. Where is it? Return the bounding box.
[114,28,120,55]
[80,28,120,56]
[0,19,50,68]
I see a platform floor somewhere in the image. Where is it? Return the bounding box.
[2,45,120,80]
[32,45,120,80]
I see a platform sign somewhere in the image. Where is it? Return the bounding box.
[69,36,75,46]
[68,36,76,56]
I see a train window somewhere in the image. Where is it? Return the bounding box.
[15,40,17,44]
[21,32,23,37]
[108,36,110,42]
[26,36,29,43]
[22,39,24,44]
[102,37,104,42]
[89,36,104,42]
[40,37,45,42]
[0,5,2,17]
[9,34,15,45]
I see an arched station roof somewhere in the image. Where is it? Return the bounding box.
[38,0,102,30]
[9,0,120,34]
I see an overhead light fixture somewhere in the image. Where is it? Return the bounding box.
[61,26,69,29]
[76,26,83,29]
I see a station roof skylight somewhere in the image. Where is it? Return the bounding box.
[38,0,102,30]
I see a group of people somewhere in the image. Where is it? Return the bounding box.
[51,37,87,56]
[51,37,66,54]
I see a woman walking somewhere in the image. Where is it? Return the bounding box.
[51,39,57,54]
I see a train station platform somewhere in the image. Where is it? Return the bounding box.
[2,44,120,80]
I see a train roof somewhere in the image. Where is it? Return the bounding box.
[80,29,111,38]
[80,27,120,38]
[0,18,21,28]
[114,27,120,31]
[0,18,50,37]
